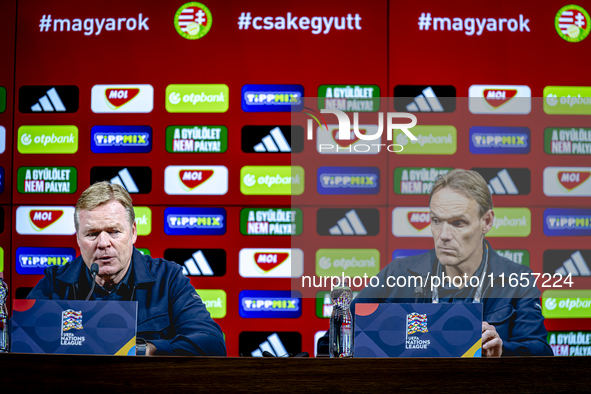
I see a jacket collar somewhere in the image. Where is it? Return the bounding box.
[57,247,156,286]
[407,239,502,278]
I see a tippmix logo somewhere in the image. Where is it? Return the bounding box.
[317,166,379,195]
[91,126,152,153]
[164,207,226,235]
[16,247,76,275]
[239,290,302,318]
[544,167,591,196]
[241,84,303,112]
[544,208,591,236]
[91,84,154,113]
[174,2,213,40]
[16,206,76,235]
[469,126,530,154]
[555,5,590,42]
[165,165,228,195]
[239,248,303,278]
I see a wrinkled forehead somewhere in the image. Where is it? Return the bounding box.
[430,188,480,219]
[78,202,130,228]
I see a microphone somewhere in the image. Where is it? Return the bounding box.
[414,285,423,303]
[85,263,99,301]
[294,352,309,357]
[262,351,275,357]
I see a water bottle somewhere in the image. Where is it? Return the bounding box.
[0,272,8,353]
[329,277,353,358]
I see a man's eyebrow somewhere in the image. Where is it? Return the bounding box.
[430,212,470,221]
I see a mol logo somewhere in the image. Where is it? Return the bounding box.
[90,126,152,153]
[392,207,432,237]
[16,206,75,235]
[239,248,303,278]
[544,208,591,236]
[469,85,531,114]
[239,290,302,319]
[165,165,228,195]
[91,84,153,113]
[164,207,226,235]
[16,247,76,275]
[469,126,530,154]
[544,167,591,196]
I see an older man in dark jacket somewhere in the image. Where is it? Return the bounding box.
[27,181,226,356]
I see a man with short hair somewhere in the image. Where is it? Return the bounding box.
[28,181,226,356]
[353,169,552,356]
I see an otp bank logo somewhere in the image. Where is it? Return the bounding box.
[90,126,152,153]
[164,207,226,235]
[544,86,591,115]
[392,207,432,237]
[91,84,154,113]
[544,167,591,196]
[239,248,303,278]
[241,84,304,112]
[469,126,530,154]
[239,290,302,319]
[468,85,531,114]
[166,84,229,113]
[16,247,76,275]
[544,208,591,236]
[240,166,304,195]
[164,165,228,195]
[16,206,76,235]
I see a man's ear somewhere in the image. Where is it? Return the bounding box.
[482,209,494,235]
[131,220,137,244]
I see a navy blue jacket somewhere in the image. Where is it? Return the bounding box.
[27,248,226,356]
[353,243,553,356]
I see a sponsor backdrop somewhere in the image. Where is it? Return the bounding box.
[0,0,589,357]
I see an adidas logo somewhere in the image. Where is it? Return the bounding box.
[181,250,214,276]
[555,251,591,277]
[329,210,367,235]
[406,87,444,112]
[30,87,66,112]
[253,127,291,152]
[110,168,139,193]
[486,169,518,195]
[251,333,288,357]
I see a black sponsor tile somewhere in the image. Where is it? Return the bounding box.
[394,85,456,113]
[90,167,152,194]
[163,249,226,277]
[471,168,531,195]
[316,208,379,236]
[241,126,304,153]
[19,85,79,113]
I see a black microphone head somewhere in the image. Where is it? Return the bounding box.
[262,351,276,357]
[90,263,99,277]
[414,286,423,297]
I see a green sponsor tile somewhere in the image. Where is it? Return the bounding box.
[196,289,227,318]
[240,166,304,195]
[547,331,591,356]
[17,167,77,194]
[165,84,229,113]
[17,125,78,154]
[544,127,591,155]
[394,167,453,194]
[133,207,152,236]
[495,250,530,266]
[0,87,6,113]
[487,208,531,237]
[137,248,151,255]
[543,290,591,319]
[165,125,227,153]
[315,249,380,277]
[394,126,457,155]
[318,85,380,112]
[240,208,302,235]
[543,86,591,115]
[0,247,4,272]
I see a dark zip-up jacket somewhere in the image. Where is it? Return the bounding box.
[352,241,553,356]
[27,248,226,356]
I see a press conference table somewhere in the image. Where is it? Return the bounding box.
[1,353,589,393]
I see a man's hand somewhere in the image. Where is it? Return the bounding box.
[145,342,157,356]
[482,322,502,357]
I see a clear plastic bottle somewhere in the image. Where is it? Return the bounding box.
[329,277,353,358]
[0,272,8,353]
